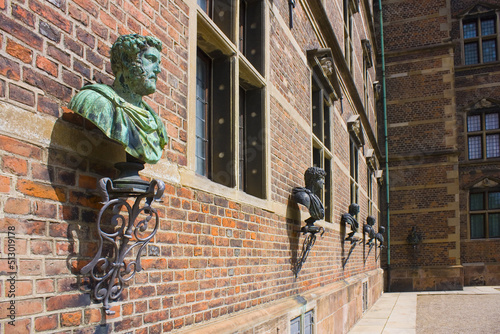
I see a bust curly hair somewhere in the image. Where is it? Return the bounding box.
[110,34,162,77]
[304,167,326,188]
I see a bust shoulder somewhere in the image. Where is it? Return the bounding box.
[292,187,311,209]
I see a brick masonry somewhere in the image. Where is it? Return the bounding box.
[0,0,382,333]
[381,0,500,290]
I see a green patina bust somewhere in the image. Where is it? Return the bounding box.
[69,34,168,164]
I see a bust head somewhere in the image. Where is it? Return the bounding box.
[304,167,326,193]
[348,203,360,216]
[111,34,162,98]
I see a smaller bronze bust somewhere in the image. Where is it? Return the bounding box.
[364,215,376,245]
[69,34,168,165]
[292,167,326,233]
[342,203,360,243]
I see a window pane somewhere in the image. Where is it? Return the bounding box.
[470,193,484,211]
[464,21,478,38]
[467,115,481,132]
[464,42,479,65]
[482,39,497,63]
[197,0,208,13]
[468,136,482,159]
[196,52,210,176]
[489,192,500,209]
[489,213,500,237]
[486,134,500,158]
[290,316,300,334]
[485,113,499,130]
[471,214,485,238]
[304,310,314,334]
[481,18,496,36]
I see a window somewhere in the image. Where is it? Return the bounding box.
[361,40,373,111]
[344,0,354,70]
[462,14,498,65]
[291,310,314,334]
[365,149,377,216]
[470,189,500,238]
[350,139,359,204]
[348,115,363,205]
[196,0,266,198]
[308,50,337,222]
[343,0,359,70]
[467,110,500,160]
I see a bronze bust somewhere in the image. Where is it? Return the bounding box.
[68,34,168,165]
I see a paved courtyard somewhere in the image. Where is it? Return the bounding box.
[349,286,500,334]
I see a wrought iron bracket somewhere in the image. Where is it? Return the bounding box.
[293,225,325,277]
[81,177,165,314]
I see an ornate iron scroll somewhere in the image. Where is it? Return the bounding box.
[81,178,165,314]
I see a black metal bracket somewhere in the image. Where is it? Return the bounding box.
[81,177,165,314]
[292,226,324,277]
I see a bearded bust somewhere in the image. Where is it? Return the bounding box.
[68,34,168,164]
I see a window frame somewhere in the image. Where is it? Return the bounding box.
[195,0,267,198]
[461,11,499,65]
[311,69,334,223]
[469,188,500,239]
[466,109,500,161]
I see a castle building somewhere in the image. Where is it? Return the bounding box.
[382,0,500,291]
[0,0,383,333]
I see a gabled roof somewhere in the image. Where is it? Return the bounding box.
[462,98,500,112]
[458,3,500,18]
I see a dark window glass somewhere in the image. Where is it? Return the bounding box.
[468,136,482,159]
[464,21,478,38]
[470,193,484,211]
[471,214,485,238]
[489,213,500,237]
[481,18,496,35]
[485,113,499,130]
[196,51,211,176]
[486,134,500,158]
[464,42,479,65]
[468,115,481,132]
[489,192,500,209]
[483,39,497,63]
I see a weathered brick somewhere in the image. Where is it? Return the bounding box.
[6,39,33,63]
[86,48,103,68]
[0,54,21,80]
[76,27,95,48]
[4,197,30,215]
[39,20,62,43]
[64,36,83,57]
[9,83,35,106]
[34,200,57,218]
[36,55,58,77]
[0,13,43,50]
[0,175,10,192]
[46,293,91,311]
[12,3,36,27]
[61,311,82,327]
[17,179,66,202]
[35,314,58,331]
[37,95,60,117]
[0,298,43,317]
[62,68,82,89]
[73,0,98,17]
[73,58,91,79]
[24,67,72,102]
[47,43,71,67]
[30,0,72,33]
[36,279,55,294]
[0,79,5,98]
[3,155,28,175]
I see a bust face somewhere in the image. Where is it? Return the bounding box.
[123,46,161,96]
